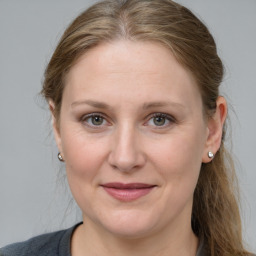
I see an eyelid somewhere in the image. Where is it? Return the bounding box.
[80,112,106,121]
[151,112,175,121]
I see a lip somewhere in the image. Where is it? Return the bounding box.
[101,183,156,202]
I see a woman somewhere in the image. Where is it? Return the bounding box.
[0,0,254,255]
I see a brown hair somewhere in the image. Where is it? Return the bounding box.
[41,0,251,255]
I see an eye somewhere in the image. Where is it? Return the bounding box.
[90,115,104,126]
[152,116,166,126]
[146,113,175,128]
[81,113,108,128]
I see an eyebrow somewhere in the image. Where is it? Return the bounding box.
[71,100,111,109]
[142,101,185,110]
[71,100,185,110]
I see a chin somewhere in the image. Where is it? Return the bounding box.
[104,224,156,240]
[94,209,162,239]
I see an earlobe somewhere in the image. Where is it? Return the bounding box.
[49,101,63,158]
[202,96,227,163]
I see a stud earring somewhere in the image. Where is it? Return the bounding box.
[208,151,214,159]
[58,152,64,162]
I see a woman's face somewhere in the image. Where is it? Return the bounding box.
[53,40,211,238]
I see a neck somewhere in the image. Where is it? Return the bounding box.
[71,218,199,256]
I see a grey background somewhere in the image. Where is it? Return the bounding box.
[0,0,255,251]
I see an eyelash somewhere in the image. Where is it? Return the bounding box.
[80,112,176,129]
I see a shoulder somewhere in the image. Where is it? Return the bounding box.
[0,223,81,256]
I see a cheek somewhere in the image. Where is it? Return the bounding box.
[60,130,110,214]
[151,131,204,170]
[149,127,206,191]
[60,126,108,185]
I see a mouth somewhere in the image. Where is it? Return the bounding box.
[101,183,156,202]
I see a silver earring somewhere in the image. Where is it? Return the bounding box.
[58,152,64,162]
[208,151,214,159]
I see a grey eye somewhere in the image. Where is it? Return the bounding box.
[91,116,104,125]
[153,116,166,126]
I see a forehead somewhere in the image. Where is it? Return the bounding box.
[64,40,201,109]
[68,40,194,81]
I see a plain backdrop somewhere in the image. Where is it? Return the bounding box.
[0,0,255,251]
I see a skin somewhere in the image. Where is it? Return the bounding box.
[51,40,227,256]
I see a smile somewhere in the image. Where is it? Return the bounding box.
[101,183,156,202]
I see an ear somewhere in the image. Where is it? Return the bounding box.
[49,101,64,159]
[202,96,227,163]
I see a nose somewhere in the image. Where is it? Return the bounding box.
[108,124,146,172]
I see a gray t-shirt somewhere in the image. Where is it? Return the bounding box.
[0,223,207,256]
